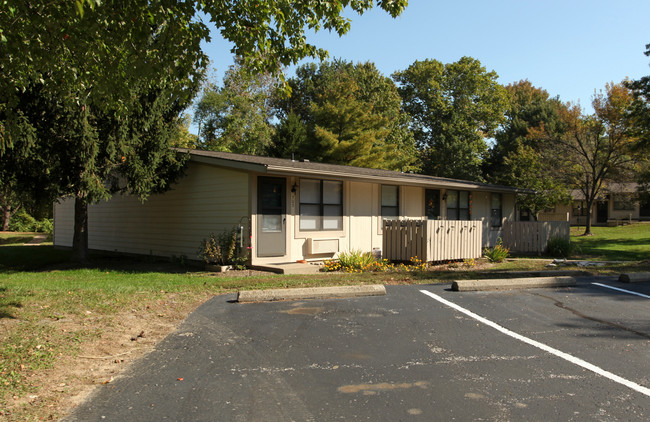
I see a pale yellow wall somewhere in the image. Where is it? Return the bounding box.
[286,182,427,262]
[402,186,424,220]
[495,193,516,246]
[608,196,639,221]
[53,162,250,259]
[468,191,491,246]
[348,181,374,253]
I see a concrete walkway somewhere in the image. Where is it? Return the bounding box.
[24,234,48,245]
[0,231,49,245]
[251,262,323,275]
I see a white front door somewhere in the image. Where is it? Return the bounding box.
[257,177,286,257]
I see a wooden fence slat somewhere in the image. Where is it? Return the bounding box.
[383,219,483,262]
[502,221,570,255]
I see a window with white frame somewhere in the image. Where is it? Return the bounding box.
[381,185,399,220]
[299,179,343,231]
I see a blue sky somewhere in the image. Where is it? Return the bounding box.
[200,0,650,111]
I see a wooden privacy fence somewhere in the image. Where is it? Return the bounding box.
[382,220,483,262]
[502,221,570,254]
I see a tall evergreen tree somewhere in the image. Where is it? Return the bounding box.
[268,112,308,159]
[310,76,392,167]
[274,60,418,171]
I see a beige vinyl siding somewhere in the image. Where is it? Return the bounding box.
[609,195,638,221]
[348,181,375,253]
[402,186,424,219]
[53,197,75,247]
[54,162,250,259]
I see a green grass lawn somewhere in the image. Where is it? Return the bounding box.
[570,223,650,261]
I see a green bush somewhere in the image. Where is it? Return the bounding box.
[546,235,578,258]
[483,238,509,263]
[337,249,376,271]
[8,210,53,233]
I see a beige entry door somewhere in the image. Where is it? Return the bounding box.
[257,177,286,257]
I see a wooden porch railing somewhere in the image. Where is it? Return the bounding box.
[382,220,483,262]
[502,221,570,254]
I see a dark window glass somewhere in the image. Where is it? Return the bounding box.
[299,179,342,231]
[381,185,399,220]
[446,190,470,220]
[425,189,440,220]
[491,193,502,227]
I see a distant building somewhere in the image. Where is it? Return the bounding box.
[538,183,650,226]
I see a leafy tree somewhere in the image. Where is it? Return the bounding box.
[487,80,570,218]
[553,83,640,235]
[274,60,418,171]
[2,2,207,262]
[496,144,570,219]
[486,81,565,176]
[174,114,200,149]
[626,43,650,147]
[393,57,509,181]
[626,43,650,203]
[195,61,280,155]
[1,1,408,262]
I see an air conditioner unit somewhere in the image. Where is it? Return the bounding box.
[306,238,339,255]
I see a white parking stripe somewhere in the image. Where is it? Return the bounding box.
[419,289,650,398]
[591,282,650,299]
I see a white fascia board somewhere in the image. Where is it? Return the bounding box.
[265,165,488,191]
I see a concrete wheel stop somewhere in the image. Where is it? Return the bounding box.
[452,276,578,292]
[237,284,386,303]
[618,272,650,283]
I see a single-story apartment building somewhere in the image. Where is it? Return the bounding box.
[538,183,650,226]
[54,149,527,266]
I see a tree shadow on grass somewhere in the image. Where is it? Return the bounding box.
[0,245,204,275]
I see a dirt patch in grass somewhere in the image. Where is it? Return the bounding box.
[1,290,215,421]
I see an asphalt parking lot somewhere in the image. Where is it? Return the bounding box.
[66,277,650,421]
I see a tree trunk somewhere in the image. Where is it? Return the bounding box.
[1,205,19,231]
[584,199,593,235]
[2,208,10,231]
[71,196,89,263]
